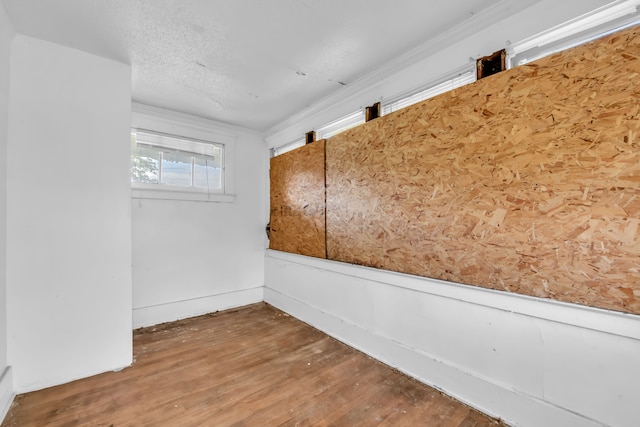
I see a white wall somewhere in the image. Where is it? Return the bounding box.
[265,251,640,427]
[0,1,15,417]
[6,35,132,393]
[131,105,266,328]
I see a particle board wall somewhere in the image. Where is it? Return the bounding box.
[325,25,640,314]
[270,140,326,258]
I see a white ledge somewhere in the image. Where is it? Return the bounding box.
[132,187,236,203]
[266,249,640,340]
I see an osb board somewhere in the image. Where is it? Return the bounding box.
[326,25,640,314]
[270,140,326,258]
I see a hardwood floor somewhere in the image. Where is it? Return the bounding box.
[2,303,503,426]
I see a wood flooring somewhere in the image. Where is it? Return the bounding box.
[2,303,504,426]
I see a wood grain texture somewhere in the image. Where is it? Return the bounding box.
[270,140,326,258]
[2,304,503,427]
[326,25,640,314]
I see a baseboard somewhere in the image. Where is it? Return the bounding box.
[265,288,602,427]
[133,286,264,328]
[0,366,14,425]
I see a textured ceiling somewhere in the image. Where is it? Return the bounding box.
[2,0,508,130]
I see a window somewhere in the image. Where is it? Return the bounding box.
[270,67,475,157]
[507,1,640,67]
[131,129,224,192]
[316,110,365,140]
[270,110,366,157]
[382,65,476,115]
[270,138,305,157]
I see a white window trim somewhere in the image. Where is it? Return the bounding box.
[131,184,236,202]
[381,63,476,115]
[507,0,640,67]
[270,66,474,157]
[270,110,365,158]
[132,128,225,191]
[131,102,237,203]
[270,137,305,158]
[316,110,365,140]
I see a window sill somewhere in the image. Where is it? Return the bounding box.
[131,187,236,203]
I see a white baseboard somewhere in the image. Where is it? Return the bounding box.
[264,288,605,427]
[133,286,264,328]
[0,366,14,425]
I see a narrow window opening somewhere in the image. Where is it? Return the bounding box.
[316,110,366,140]
[476,49,506,80]
[381,65,476,115]
[365,102,381,122]
[305,131,316,144]
[507,2,640,67]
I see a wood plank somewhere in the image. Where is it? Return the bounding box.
[2,304,503,427]
[325,25,640,314]
[270,140,327,258]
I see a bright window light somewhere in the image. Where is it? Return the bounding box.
[382,65,476,115]
[271,138,306,157]
[271,110,365,157]
[131,129,224,192]
[316,110,366,140]
[508,0,640,67]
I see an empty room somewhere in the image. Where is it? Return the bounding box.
[0,0,639,426]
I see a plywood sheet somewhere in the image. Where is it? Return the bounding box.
[270,140,326,258]
[326,26,640,314]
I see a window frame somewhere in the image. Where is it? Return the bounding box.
[507,1,640,68]
[270,110,366,158]
[131,103,237,203]
[269,65,476,158]
[316,110,365,140]
[270,137,305,158]
[132,128,225,190]
[381,64,476,115]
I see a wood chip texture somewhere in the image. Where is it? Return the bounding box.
[325,25,640,314]
[270,140,326,258]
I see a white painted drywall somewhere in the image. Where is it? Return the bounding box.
[265,251,640,427]
[6,35,132,393]
[0,2,15,419]
[265,0,623,146]
[131,105,266,328]
[0,0,14,369]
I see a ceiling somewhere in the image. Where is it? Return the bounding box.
[2,0,509,131]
